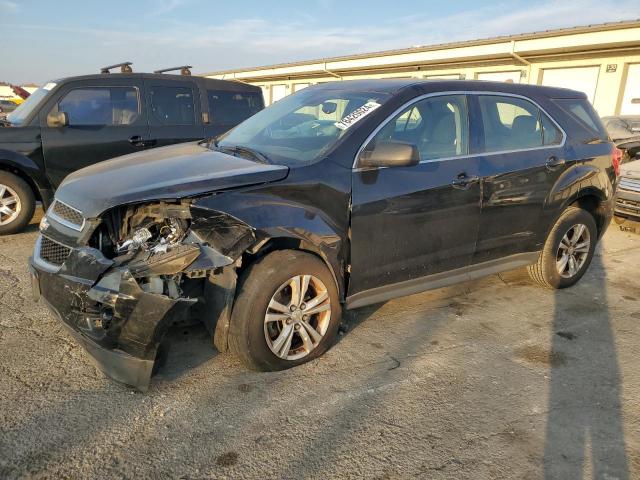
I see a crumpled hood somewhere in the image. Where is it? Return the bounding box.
[56,142,289,218]
[620,158,640,179]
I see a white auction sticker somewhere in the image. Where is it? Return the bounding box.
[43,82,57,91]
[334,101,381,130]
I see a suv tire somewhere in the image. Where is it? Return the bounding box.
[0,171,36,235]
[528,206,597,289]
[229,250,341,371]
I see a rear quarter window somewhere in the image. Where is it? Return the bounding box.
[553,98,608,140]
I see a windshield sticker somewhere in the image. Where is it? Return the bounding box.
[43,82,57,91]
[334,101,381,130]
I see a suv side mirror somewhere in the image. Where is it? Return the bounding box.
[358,141,421,169]
[47,111,69,128]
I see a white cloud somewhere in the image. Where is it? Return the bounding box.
[150,0,190,16]
[0,0,637,82]
[0,1,18,14]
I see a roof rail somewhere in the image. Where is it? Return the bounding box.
[153,65,193,76]
[101,62,133,74]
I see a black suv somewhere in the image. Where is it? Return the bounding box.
[30,79,617,390]
[0,65,263,234]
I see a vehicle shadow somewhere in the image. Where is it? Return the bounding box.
[543,249,629,478]
[153,322,218,382]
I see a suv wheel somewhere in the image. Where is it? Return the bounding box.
[528,206,597,289]
[229,250,341,371]
[0,171,35,235]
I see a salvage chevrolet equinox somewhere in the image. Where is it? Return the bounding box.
[29,79,618,390]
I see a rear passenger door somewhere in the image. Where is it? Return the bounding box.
[145,79,205,148]
[471,94,566,265]
[203,88,263,138]
[41,78,149,187]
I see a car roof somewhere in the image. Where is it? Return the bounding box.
[49,73,261,92]
[309,78,587,99]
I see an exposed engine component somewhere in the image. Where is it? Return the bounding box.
[117,217,188,255]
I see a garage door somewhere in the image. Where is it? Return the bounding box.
[541,66,600,103]
[271,84,287,104]
[621,64,640,115]
[293,83,310,92]
[477,71,522,83]
[426,74,461,79]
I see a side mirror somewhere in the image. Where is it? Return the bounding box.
[47,111,68,128]
[358,141,421,169]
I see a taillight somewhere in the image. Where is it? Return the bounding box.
[612,147,622,177]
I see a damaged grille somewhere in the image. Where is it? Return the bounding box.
[39,236,72,267]
[49,200,84,230]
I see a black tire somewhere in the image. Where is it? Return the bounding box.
[528,206,597,289]
[0,171,36,235]
[229,250,341,371]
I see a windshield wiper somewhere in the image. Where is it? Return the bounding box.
[217,144,270,164]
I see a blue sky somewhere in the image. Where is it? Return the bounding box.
[1,0,638,84]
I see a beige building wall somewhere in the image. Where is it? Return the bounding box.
[205,21,640,117]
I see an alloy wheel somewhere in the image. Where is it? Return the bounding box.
[556,223,591,278]
[0,184,21,226]
[264,274,332,361]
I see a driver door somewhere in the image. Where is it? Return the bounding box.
[41,78,150,187]
[348,94,482,304]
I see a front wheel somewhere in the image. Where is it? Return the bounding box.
[0,171,36,235]
[528,206,597,289]
[229,250,341,371]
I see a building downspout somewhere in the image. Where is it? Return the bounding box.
[323,62,342,79]
[510,40,532,83]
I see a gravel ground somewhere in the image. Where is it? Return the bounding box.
[1,211,639,479]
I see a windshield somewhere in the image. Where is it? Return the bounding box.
[6,83,56,126]
[217,87,391,165]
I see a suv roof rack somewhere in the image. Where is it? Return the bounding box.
[101,62,133,74]
[153,65,192,76]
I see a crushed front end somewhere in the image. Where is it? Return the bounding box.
[29,199,254,391]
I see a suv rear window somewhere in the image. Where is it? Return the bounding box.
[553,98,608,140]
[478,95,562,152]
[207,90,262,127]
[149,85,195,125]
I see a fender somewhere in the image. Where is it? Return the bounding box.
[191,190,348,298]
[543,162,613,238]
[0,147,53,207]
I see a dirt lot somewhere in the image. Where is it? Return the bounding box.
[1,211,639,479]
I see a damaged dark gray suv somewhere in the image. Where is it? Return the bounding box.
[30,79,618,390]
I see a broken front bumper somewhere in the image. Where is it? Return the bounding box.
[29,239,194,391]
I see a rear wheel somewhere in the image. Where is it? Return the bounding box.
[528,206,597,289]
[0,171,35,235]
[229,250,341,371]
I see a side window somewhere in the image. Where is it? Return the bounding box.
[369,95,468,161]
[57,87,139,126]
[207,90,262,127]
[540,113,563,145]
[149,85,195,125]
[478,95,543,151]
[394,107,422,133]
[553,98,608,140]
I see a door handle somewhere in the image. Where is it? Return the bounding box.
[452,173,480,190]
[545,156,566,171]
[128,136,157,148]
